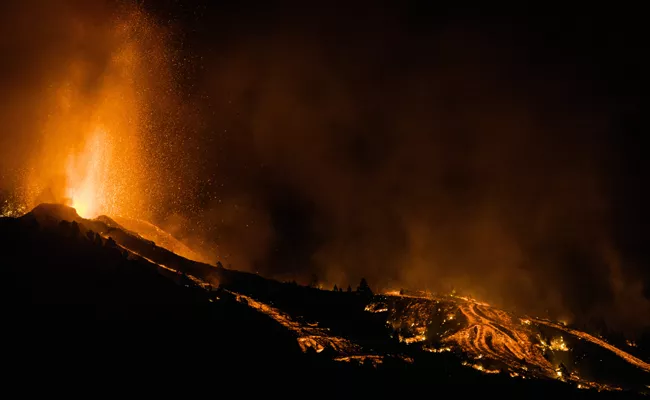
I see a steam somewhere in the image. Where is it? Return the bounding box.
[0,2,647,333]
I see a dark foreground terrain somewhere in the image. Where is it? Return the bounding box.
[0,204,646,398]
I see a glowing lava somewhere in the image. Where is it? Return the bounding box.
[13,5,179,224]
[233,292,364,356]
[374,291,650,392]
[65,128,111,218]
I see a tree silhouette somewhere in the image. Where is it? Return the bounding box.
[333,284,338,292]
[105,237,117,248]
[93,232,103,246]
[180,272,192,287]
[70,221,80,237]
[309,274,319,288]
[58,220,70,236]
[347,285,352,293]
[357,278,373,296]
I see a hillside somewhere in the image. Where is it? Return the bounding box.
[0,204,646,398]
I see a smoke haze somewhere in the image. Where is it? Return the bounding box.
[1,1,648,333]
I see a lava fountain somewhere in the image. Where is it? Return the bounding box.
[0,2,211,263]
[18,5,174,222]
[65,127,111,218]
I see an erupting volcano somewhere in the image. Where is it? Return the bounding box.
[1,1,649,397]
[0,2,209,261]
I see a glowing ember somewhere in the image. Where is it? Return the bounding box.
[402,334,427,344]
[462,361,501,374]
[365,302,388,313]
[549,336,569,352]
[334,355,387,366]
[1,201,27,218]
[424,346,452,353]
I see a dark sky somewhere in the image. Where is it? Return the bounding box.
[1,1,648,333]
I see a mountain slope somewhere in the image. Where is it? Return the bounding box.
[0,204,645,398]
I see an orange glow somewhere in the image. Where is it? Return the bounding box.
[21,7,168,222]
[534,318,650,373]
[65,128,111,218]
[234,292,365,356]
[377,292,641,391]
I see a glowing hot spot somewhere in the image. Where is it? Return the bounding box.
[65,128,112,219]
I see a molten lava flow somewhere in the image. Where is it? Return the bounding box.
[442,301,554,375]
[375,291,649,391]
[233,292,364,356]
[109,215,211,263]
[533,318,650,374]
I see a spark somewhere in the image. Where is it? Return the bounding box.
[549,336,569,352]
[1,202,27,218]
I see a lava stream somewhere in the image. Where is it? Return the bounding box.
[533,318,650,373]
[443,302,554,375]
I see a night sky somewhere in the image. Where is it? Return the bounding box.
[1,1,648,333]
